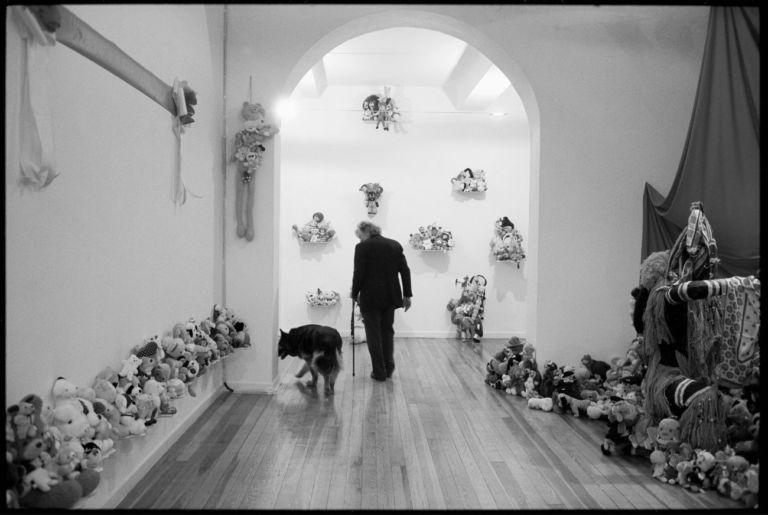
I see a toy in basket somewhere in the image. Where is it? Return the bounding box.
[305,288,340,307]
[409,223,454,251]
[292,212,336,243]
[451,167,487,192]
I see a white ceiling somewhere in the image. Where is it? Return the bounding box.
[295,27,517,113]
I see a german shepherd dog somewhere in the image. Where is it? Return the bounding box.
[278,324,343,395]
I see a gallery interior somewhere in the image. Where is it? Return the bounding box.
[5,4,759,510]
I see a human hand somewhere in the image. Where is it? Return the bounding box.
[403,297,412,312]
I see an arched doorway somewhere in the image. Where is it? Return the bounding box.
[274,14,540,379]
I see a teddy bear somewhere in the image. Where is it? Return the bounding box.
[118,355,143,383]
[232,101,280,241]
[527,396,554,412]
[51,403,91,442]
[7,401,38,440]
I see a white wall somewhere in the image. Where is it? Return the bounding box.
[278,85,530,341]
[225,4,708,380]
[5,4,225,507]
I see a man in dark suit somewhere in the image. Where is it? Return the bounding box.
[351,221,413,381]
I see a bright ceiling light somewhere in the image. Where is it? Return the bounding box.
[275,98,298,120]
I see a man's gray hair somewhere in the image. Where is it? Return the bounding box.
[357,220,381,236]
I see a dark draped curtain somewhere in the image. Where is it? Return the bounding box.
[642,6,760,277]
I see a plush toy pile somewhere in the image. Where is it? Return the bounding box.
[5,304,250,509]
[447,274,487,342]
[305,288,341,307]
[451,167,487,192]
[482,202,760,508]
[490,216,525,266]
[408,223,454,251]
[292,212,336,243]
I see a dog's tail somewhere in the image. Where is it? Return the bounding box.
[316,348,342,373]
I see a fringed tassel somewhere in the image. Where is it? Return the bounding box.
[678,387,728,453]
[686,297,724,380]
[645,367,680,425]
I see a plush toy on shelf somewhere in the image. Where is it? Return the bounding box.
[447,274,487,342]
[232,101,280,242]
[409,223,454,251]
[359,183,383,215]
[451,167,487,192]
[292,212,336,243]
[490,216,525,266]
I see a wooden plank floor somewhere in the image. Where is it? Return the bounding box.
[117,338,743,510]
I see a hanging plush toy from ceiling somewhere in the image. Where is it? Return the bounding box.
[361,86,399,131]
[232,102,279,241]
[635,201,760,453]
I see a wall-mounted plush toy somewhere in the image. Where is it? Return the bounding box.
[305,288,341,307]
[409,223,454,251]
[292,212,336,243]
[361,86,399,131]
[232,101,280,241]
[359,183,383,216]
[451,168,487,192]
[490,216,525,266]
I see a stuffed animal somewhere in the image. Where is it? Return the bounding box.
[556,393,595,417]
[51,377,79,406]
[581,354,611,383]
[539,360,558,398]
[7,401,38,440]
[51,403,90,442]
[527,396,554,412]
[359,183,383,215]
[232,101,279,241]
[119,355,142,383]
[134,337,164,384]
[650,449,668,481]
[601,399,640,456]
[655,417,681,452]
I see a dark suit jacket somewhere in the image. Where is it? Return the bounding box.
[352,234,412,312]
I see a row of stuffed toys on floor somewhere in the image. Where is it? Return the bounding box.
[484,334,759,508]
[483,202,760,508]
[5,304,251,510]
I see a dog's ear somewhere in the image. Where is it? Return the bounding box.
[279,329,286,337]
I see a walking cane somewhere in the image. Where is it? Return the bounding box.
[350,299,356,377]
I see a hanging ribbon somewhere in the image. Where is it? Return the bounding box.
[170,78,200,205]
[13,6,59,190]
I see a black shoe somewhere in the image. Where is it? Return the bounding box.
[386,365,395,378]
[370,372,386,382]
